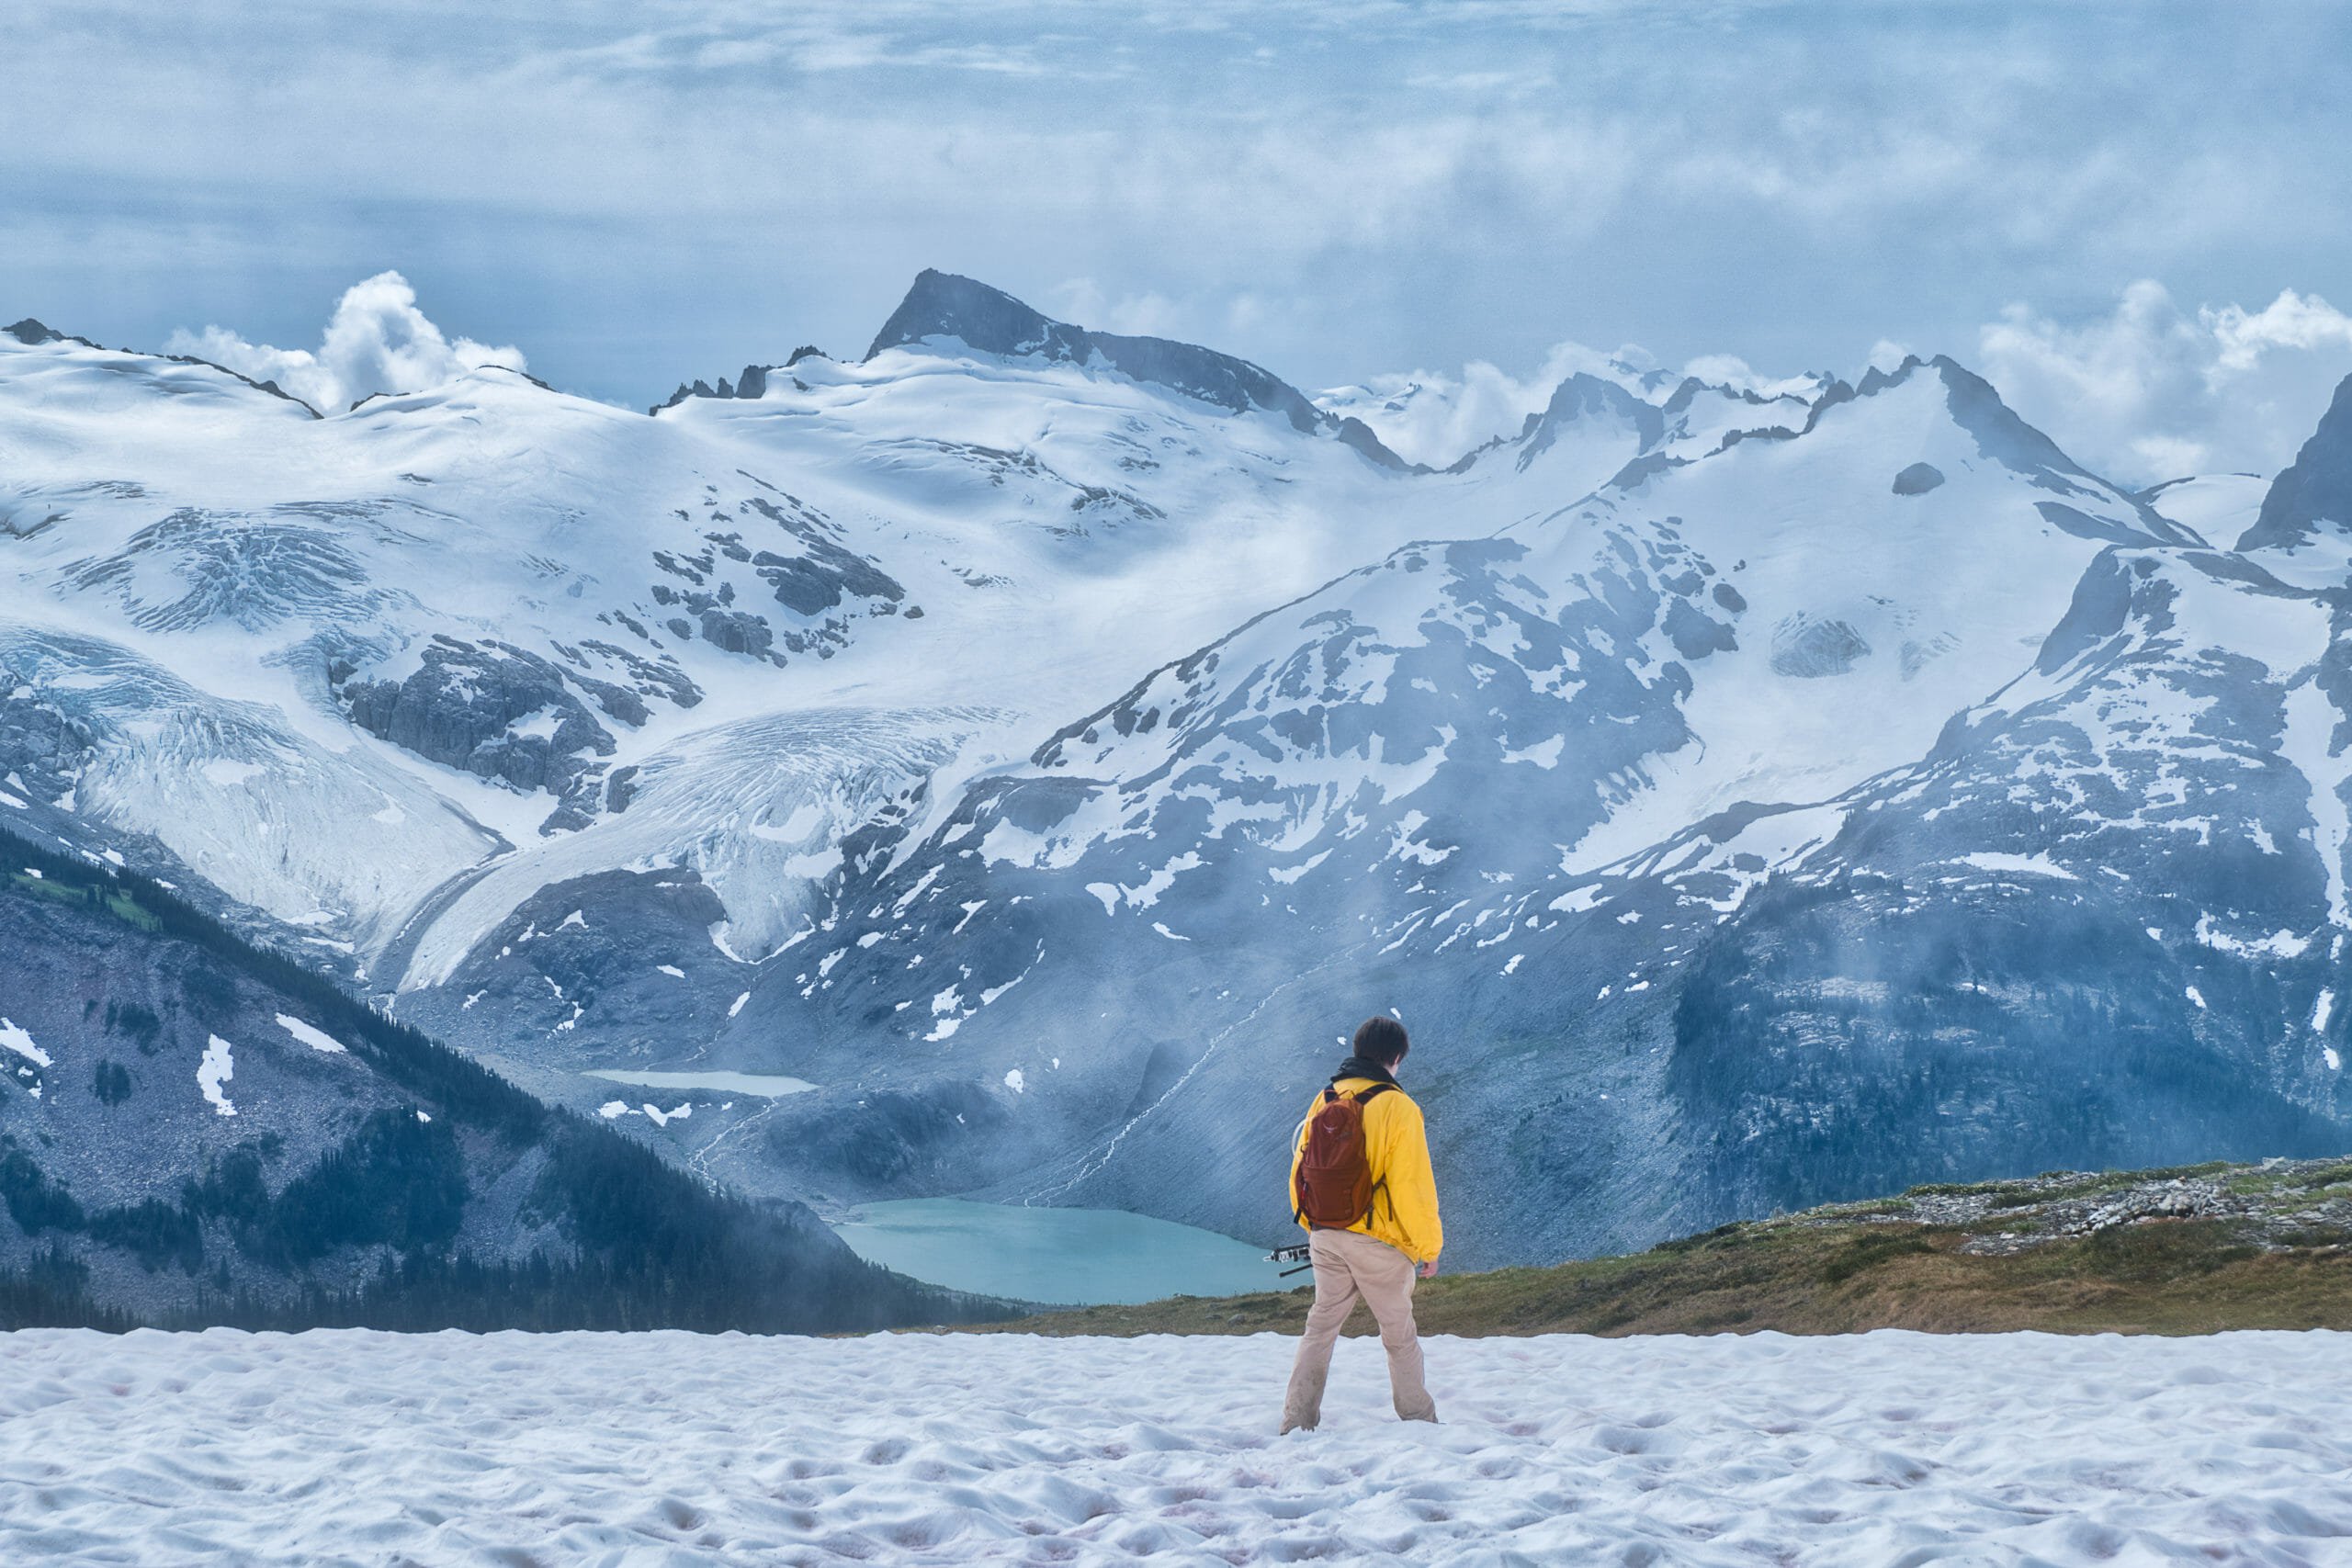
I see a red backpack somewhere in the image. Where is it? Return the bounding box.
[1293,1083,1394,1227]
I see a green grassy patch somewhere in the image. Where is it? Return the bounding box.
[957,1215,2352,1341]
[1818,1232,1938,1285]
[6,870,157,931]
[2074,1221,2261,1281]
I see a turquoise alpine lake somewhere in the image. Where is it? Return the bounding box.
[828,1199,1288,1305]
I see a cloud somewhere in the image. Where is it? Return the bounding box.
[11,4,2351,412]
[165,272,527,413]
[2208,289,2352,374]
[1865,340,1917,377]
[1316,341,1646,469]
[1321,342,1849,469]
[1674,355,1821,401]
[1043,279,1186,341]
[1336,281,2352,482]
[1976,281,2352,487]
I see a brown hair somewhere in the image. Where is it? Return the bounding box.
[1352,1015,1409,1066]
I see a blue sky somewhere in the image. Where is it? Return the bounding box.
[8,1,2352,479]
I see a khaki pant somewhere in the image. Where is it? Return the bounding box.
[1280,1227,1437,1432]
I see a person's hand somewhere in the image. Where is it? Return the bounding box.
[1417,1258,1439,1279]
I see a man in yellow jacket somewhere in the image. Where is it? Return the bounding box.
[1280,1015,1442,1433]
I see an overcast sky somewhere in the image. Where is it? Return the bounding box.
[8,1,2352,481]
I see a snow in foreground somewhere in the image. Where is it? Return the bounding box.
[1,1327,2346,1565]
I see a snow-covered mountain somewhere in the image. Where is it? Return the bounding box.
[0,287,1440,990]
[3,285,2348,1269]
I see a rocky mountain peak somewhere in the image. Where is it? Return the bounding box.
[2238,372,2352,552]
[862,270,1408,460]
[865,270,1069,365]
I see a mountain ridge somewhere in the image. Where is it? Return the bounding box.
[4,276,2350,1283]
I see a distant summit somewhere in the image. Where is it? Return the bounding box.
[864,268,1320,434]
[1517,372,1665,472]
[866,270,1412,467]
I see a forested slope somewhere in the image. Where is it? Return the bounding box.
[0,826,1008,1332]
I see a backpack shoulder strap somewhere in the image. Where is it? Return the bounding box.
[1354,1084,1397,1217]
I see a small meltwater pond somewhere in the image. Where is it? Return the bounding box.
[583,1069,817,1097]
[828,1198,1288,1306]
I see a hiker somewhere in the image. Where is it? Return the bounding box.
[1280,1015,1442,1433]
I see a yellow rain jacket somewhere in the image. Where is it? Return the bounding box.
[1288,1076,1443,1265]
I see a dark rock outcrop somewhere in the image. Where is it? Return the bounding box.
[412,866,733,1051]
[334,637,633,831]
[753,541,903,617]
[339,636,614,793]
[0,684,93,808]
[650,364,780,415]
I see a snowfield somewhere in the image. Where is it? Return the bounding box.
[2,1327,2346,1565]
